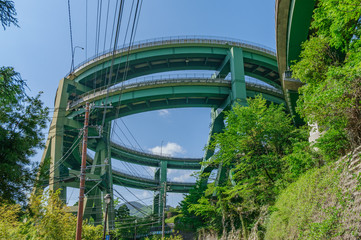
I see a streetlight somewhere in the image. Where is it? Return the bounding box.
[103,194,112,240]
[70,46,84,73]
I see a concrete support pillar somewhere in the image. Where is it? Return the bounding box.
[48,78,71,201]
[83,134,110,225]
[230,47,247,105]
[153,168,161,216]
[153,193,160,216]
[83,188,102,225]
[100,123,115,231]
[203,108,225,162]
[159,161,167,217]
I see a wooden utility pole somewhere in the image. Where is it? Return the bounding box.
[76,102,90,240]
[161,182,166,239]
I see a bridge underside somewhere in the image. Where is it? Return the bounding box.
[38,37,286,228]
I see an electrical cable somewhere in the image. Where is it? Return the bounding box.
[103,0,111,52]
[112,121,153,178]
[109,0,120,50]
[85,0,88,60]
[113,188,149,216]
[120,118,144,151]
[67,0,74,72]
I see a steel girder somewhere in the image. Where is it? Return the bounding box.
[38,37,285,224]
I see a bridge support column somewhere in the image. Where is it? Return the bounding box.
[200,108,225,185]
[159,161,167,218]
[83,188,102,225]
[153,168,160,216]
[100,123,115,231]
[83,135,109,225]
[47,78,72,201]
[230,47,247,105]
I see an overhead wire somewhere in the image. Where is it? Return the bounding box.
[113,187,150,216]
[109,0,120,50]
[67,0,74,72]
[112,121,153,178]
[64,0,162,213]
[122,185,153,210]
[103,0,111,52]
[120,118,144,151]
[95,0,103,57]
[85,0,88,60]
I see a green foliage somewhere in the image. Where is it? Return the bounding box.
[0,190,103,239]
[0,200,22,239]
[113,208,158,240]
[265,164,347,240]
[175,179,210,232]
[178,96,314,237]
[28,190,77,240]
[0,0,18,30]
[144,235,183,240]
[292,0,361,159]
[0,67,49,203]
[82,224,103,240]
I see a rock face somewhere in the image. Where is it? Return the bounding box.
[266,146,361,240]
[336,146,361,239]
[197,229,218,240]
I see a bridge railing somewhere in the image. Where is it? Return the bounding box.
[112,166,157,182]
[67,74,283,109]
[67,35,276,77]
[67,76,230,109]
[112,166,196,186]
[111,140,202,162]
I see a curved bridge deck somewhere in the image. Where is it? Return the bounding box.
[112,167,195,193]
[111,141,202,169]
[40,36,286,221]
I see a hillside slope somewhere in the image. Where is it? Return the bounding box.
[266,146,361,239]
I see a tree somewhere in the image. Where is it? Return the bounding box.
[292,0,361,159]
[178,96,314,237]
[0,67,49,203]
[175,181,209,232]
[0,190,103,239]
[0,0,18,29]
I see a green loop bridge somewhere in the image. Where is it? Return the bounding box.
[38,36,289,227]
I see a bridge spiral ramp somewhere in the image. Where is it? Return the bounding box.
[36,36,286,227]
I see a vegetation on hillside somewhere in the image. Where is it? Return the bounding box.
[176,0,361,239]
[292,0,361,157]
[2,0,361,239]
[0,190,103,239]
[176,96,317,238]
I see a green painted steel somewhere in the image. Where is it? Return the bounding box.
[38,37,285,224]
[286,0,316,67]
[111,142,202,169]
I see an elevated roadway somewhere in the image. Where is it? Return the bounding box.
[39,36,285,225]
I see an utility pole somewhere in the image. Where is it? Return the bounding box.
[134,219,137,240]
[161,182,166,239]
[76,102,90,240]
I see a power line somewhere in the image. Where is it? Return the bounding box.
[68,0,74,72]
[103,0,111,52]
[120,118,144,151]
[113,188,149,216]
[85,0,88,60]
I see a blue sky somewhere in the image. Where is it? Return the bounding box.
[0,0,276,207]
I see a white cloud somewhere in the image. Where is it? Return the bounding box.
[158,109,170,116]
[148,142,185,157]
[167,169,180,174]
[137,191,152,199]
[173,173,192,182]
